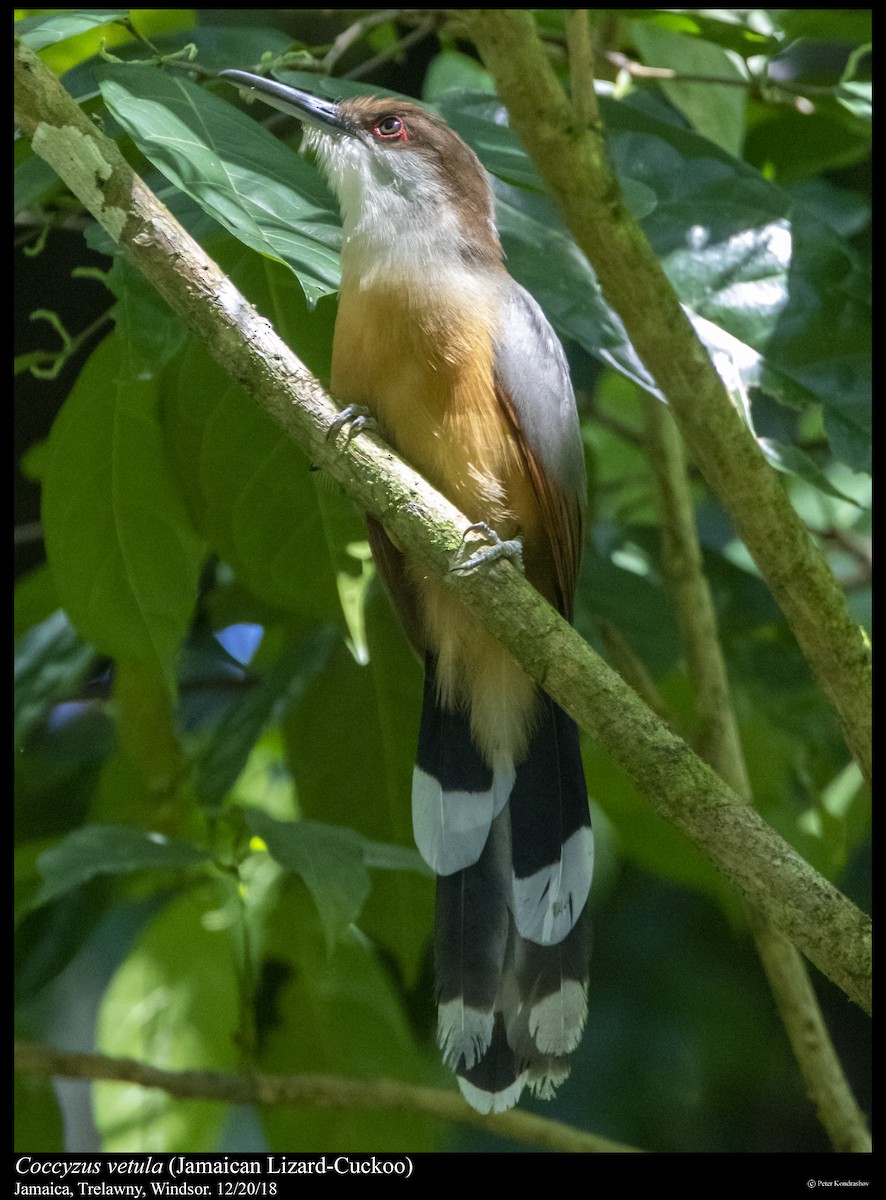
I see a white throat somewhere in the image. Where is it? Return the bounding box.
[306,128,496,286]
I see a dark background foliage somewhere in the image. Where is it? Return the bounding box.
[15,8,870,1155]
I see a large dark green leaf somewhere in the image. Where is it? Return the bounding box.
[15,1063,64,1151]
[160,249,357,624]
[248,811,369,948]
[41,335,205,694]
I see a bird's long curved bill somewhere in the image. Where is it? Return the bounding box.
[219,70,345,134]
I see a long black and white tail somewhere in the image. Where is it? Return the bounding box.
[412,658,593,1112]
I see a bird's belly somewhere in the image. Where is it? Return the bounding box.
[332,284,534,528]
[332,284,543,764]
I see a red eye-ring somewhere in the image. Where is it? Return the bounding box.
[374,115,407,140]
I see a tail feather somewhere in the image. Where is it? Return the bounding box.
[508,695,594,945]
[413,662,594,1114]
[435,810,510,1070]
[511,909,592,1057]
[455,1015,527,1115]
[412,659,514,876]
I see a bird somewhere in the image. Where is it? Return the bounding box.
[220,69,594,1114]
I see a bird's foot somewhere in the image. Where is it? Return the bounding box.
[451,522,524,574]
[327,404,377,445]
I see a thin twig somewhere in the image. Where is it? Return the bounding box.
[343,17,436,81]
[602,50,840,94]
[322,8,404,74]
[602,50,827,112]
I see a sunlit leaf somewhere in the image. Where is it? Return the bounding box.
[245,810,371,950]
[630,22,748,156]
[15,10,130,51]
[97,64,342,304]
[94,884,241,1151]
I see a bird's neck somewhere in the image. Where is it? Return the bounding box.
[312,134,504,291]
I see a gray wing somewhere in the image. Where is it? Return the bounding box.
[493,281,586,617]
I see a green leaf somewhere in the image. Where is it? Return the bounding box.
[422,48,496,100]
[14,565,60,639]
[41,334,205,693]
[15,10,130,51]
[281,591,434,977]
[785,178,870,239]
[97,64,341,305]
[106,258,188,372]
[630,22,748,156]
[94,884,241,1151]
[361,838,430,876]
[758,438,863,506]
[778,10,872,45]
[35,825,210,906]
[245,810,371,950]
[15,878,110,997]
[837,80,872,122]
[14,151,63,216]
[161,250,357,623]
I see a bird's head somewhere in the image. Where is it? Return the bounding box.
[220,71,503,276]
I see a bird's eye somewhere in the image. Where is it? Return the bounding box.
[374,116,406,140]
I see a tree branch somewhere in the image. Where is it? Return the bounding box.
[13,1042,638,1154]
[457,10,871,789]
[643,395,871,1154]
[13,38,871,1016]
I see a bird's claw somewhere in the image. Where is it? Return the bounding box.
[451,522,524,574]
[327,404,377,445]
